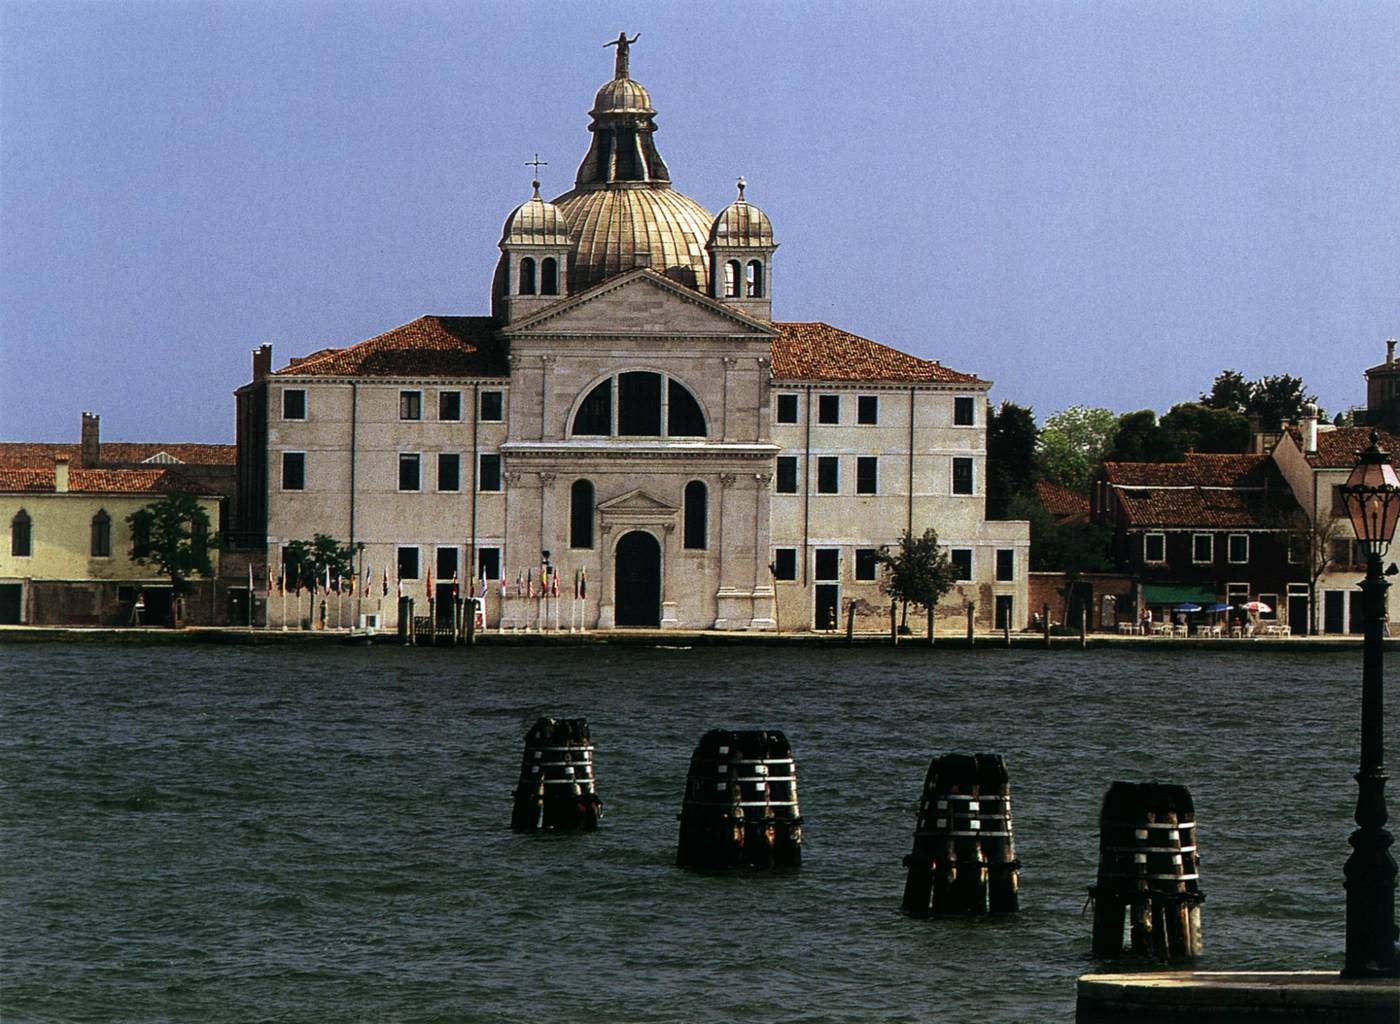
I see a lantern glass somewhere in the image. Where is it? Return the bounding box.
[1342,436,1400,556]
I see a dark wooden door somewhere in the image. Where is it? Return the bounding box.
[1323,591,1345,634]
[1287,593,1309,635]
[0,583,21,624]
[615,531,660,627]
[995,595,1014,630]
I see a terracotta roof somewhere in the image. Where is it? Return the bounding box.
[771,323,983,384]
[0,442,235,468]
[1284,426,1400,469]
[0,468,217,495]
[1103,455,1297,529]
[1035,480,1090,524]
[1103,454,1276,489]
[273,316,507,378]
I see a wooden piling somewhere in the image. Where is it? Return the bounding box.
[966,602,975,645]
[466,599,477,645]
[846,601,855,644]
[1043,603,1051,648]
[398,596,412,645]
[1089,781,1203,962]
[902,753,1019,916]
[510,717,601,832]
[676,729,802,870]
[890,600,898,645]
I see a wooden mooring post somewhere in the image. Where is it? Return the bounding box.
[510,717,601,832]
[1042,602,1051,648]
[902,753,1019,916]
[1089,781,1203,962]
[676,729,802,870]
[846,601,855,644]
[398,596,414,646]
[966,602,975,645]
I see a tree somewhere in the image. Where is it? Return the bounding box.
[282,533,354,591]
[986,401,1039,519]
[126,492,217,627]
[1037,406,1118,493]
[875,528,960,644]
[1159,402,1250,454]
[1201,369,1321,430]
[1201,369,1252,415]
[1283,510,1348,635]
[1108,410,1182,463]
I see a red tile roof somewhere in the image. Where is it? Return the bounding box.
[0,443,235,468]
[0,468,217,495]
[1284,426,1400,469]
[273,316,508,378]
[771,323,983,384]
[1035,480,1090,524]
[1103,454,1297,529]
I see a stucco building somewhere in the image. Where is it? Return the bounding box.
[235,41,1029,631]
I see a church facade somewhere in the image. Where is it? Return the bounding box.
[235,41,1029,632]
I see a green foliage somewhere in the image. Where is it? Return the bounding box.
[1008,493,1114,574]
[1108,409,1182,463]
[1159,402,1250,453]
[126,492,216,594]
[986,400,1040,519]
[1037,405,1118,492]
[874,528,960,612]
[1201,369,1321,429]
[283,533,354,589]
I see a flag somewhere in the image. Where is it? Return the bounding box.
[526,567,534,599]
[499,573,506,599]
[248,562,254,596]
[364,563,372,595]
[580,567,587,600]
[515,569,522,597]
[574,568,580,600]
[324,566,331,593]
[267,564,275,594]
[451,572,459,598]
[382,567,389,597]
[277,567,285,595]
[551,569,559,597]
[426,566,434,600]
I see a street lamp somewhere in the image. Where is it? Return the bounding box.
[1338,430,1400,978]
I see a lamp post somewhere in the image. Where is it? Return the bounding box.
[1338,431,1400,978]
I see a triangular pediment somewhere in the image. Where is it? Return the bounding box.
[596,487,679,515]
[502,268,776,338]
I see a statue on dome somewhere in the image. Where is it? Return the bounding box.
[605,32,640,79]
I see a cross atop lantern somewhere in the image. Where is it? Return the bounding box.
[1340,431,1400,559]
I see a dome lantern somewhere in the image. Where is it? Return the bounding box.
[493,164,572,323]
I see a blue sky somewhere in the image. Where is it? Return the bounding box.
[2,0,1396,442]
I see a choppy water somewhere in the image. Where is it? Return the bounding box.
[0,642,1385,1022]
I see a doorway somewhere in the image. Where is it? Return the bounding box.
[995,595,1014,630]
[615,531,661,627]
[813,547,839,630]
[0,583,21,624]
[1323,590,1345,634]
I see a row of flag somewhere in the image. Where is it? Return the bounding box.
[253,561,589,601]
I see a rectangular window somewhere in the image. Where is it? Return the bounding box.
[397,546,420,580]
[282,451,305,491]
[772,548,797,581]
[857,395,879,425]
[91,515,111,558]
[282,388,306,420]
[1331,485,1346,516]
[1144,533,1166,563]
[952,457,974,495]
[817,456,839,494]
[817,394,840,424]
[1227,534,1249,564]
[1227,582,1249,610]
[856,456,878,495]
[480,390,504,422]
[1192,534,1213,564]
[479,453,502,492]
[995,548,1014,582]
[399,390,422,421]
[436,546,459,580]
[776,393,799,424]
[437,453,460,492]
[439,391,462,421]
[954,396,975,426]
[814,548,840,581]
[477,546,501,580]
[776,456,799,494]
[398,453,421,492]
[855,548,879,581]
[950,548,973,581]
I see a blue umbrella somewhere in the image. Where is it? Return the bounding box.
[1175,602,1202,613]
[1205,603,1231,613]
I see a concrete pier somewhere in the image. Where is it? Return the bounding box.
[1076,970,1399,1023]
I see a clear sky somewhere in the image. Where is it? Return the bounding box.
[2,0,1396,443]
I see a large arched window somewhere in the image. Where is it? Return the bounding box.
[11,509,31,557]
[91,509,111,557]
[723,259,741,298]
[541,257,559,296]
[569,372,709,439]
[518,257,536,295]
[683,481,707,550]
[746,260,764,298]
[570,479,594,549]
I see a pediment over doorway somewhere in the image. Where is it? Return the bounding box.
[597,488,679,530]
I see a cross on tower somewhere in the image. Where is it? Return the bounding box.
[525,154,548,196]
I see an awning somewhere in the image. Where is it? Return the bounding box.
[1142,583,1217,605]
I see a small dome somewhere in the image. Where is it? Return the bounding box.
[501,185,572,247]
[591,78,655,117]
[709,191,774,248]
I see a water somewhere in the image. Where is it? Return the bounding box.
[0,642,1384,1022]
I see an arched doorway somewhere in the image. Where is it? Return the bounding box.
[615,530,661,627]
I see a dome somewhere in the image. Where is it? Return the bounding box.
[501,184,572,247]
[709,185,774,248]
[552,184,714,293]
[591,78,655,117]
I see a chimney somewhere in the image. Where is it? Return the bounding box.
[252,344,272,382]
[80,411,100,467]
[1247,412,1264,454]
[1388,338,1396,368]
[1301,402,1318,454]
[54,455,70,493]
